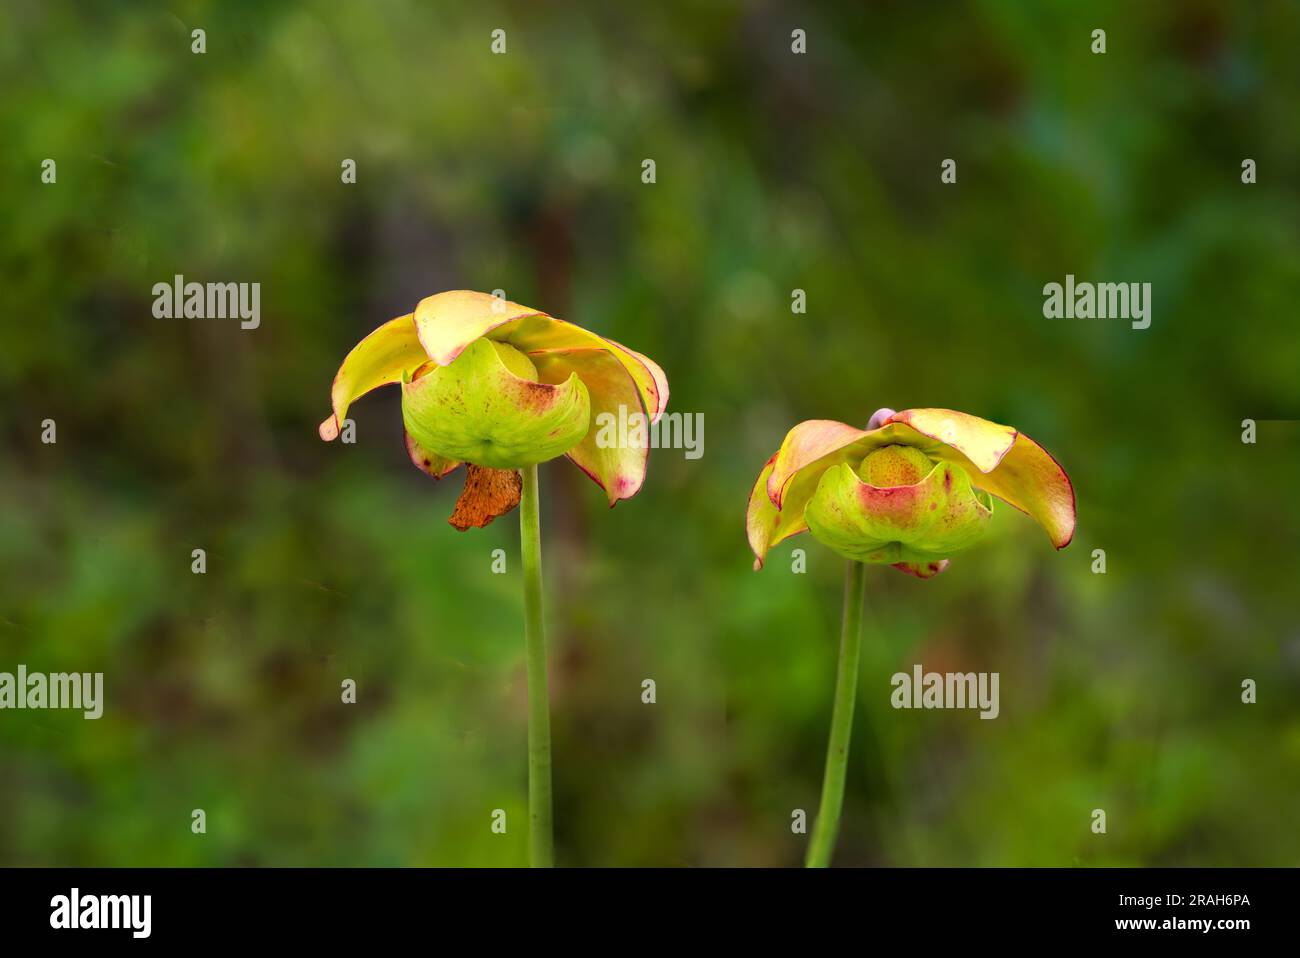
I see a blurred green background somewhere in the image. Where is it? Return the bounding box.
[2,0,1298,867]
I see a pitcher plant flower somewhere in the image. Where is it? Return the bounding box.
[746,407,1074,867]
[320,290,668,866]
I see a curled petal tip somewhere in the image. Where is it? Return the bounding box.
[322,313,426,441]
[405,431,462,479]
[867,408,896,430]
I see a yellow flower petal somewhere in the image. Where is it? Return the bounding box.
[605,338,670,424]
[747,454,811,570]
[531,348,649,504]
[961,431,1075,549]
[886,410,1074,549]
[766,419,870,508]
[413,290,666,427]
[884,409,1017,473]
[319,314,427,441]
[412,290,544,364]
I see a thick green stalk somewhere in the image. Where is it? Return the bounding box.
[805,559,866,868]
[519,463,553,867]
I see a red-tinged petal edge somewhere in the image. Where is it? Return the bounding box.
[404,431,462,480]
[891,559,950,578]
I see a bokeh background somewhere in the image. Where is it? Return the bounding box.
[2,1,1298,867]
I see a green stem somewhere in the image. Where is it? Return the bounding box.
[805,559,866,868]
[519,463,553,867]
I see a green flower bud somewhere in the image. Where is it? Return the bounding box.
[747,408,1075,577]
[401,337,591,470]
[805,452,993,571]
